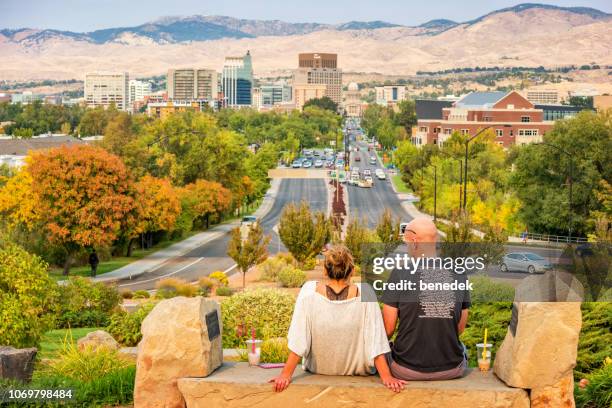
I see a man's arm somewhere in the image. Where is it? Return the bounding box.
[457,308,468,335]
[382,304,398,338]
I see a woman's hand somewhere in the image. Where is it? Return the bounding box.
[269,373,292,392]
[380,374,406,392]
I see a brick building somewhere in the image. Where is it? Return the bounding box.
[415,91,555,148]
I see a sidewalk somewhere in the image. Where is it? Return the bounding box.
[93,179,281,283]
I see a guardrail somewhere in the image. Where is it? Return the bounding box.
[523,233,588,244]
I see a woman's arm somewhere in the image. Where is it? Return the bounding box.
[269,351,301,392]
[382,304,399,338]
[374,354,406,392]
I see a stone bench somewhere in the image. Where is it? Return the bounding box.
[177,362,530,408]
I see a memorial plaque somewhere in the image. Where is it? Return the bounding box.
[205,310,220,341]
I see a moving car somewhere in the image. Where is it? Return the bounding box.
[363,169,372,177]
[314,159,323,168]
[358,178,373,188]
[240,215,258,228]
[349,172,360,186]
[500,252,552,274]
[375,169,386,180]
[369,156,377,165]
[355,155,361,162]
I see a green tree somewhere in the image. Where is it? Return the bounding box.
[344,216,372,265]
[0,242,59,348]
[303,96,338,112]
[278,201,331,264]
[227,223,270,288]
[394,99,417,134]
[376,209,401,247]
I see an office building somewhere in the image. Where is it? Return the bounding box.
[415,91,556,148]
[167,69,218,101]
[375,85,407,107]
[293,53,342,108]
[147,100,210,120]
[298,53,338,69]
[129,80,152,104]
[293,84,327,110]
[222,52,253,107]
[524,89,560,105]
[84,72,129,111]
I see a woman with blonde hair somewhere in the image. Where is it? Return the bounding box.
[269,245,405,392]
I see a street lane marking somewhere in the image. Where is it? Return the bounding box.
[118,257,204,287]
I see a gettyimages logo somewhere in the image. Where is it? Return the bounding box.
[371,254,487,275]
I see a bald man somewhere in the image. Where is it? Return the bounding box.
[381,217,470,380]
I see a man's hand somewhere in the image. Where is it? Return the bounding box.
[380,374,407,392]
[268,374,292,392]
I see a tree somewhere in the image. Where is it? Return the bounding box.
[0,242,59,348]
[395,99,417,135]
[303,96,338,112]
[344,217,372,265]
[377,118,402,150]
[227,223,270,288]
[27,145,136,274]
[181,179,232,229]
[376,209,401,248]
[278,201,331,264]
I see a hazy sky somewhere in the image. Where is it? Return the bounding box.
[1,0,611,31]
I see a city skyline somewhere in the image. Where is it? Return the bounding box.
[1,0,611,31]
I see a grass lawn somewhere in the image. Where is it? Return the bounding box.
[39,327,102,359]
[391,174,411,194]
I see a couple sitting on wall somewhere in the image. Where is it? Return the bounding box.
[269,217,470,393]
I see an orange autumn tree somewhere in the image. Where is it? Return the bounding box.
[128,175,181,255]
[27,145,136,275]
[182,179,232,229]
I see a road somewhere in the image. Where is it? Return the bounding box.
[346,139,412,228]
[117,178,327,291]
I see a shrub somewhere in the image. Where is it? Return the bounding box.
[120,289,133,299]
[258,256,289,281]
[275,252,297,266]
[155,277,197,298]
[210,271,229,286]
[302,257,317,270]
[198,277,215,290]
[0,243,59,348]
[215,286,234,297]
[107,302,156,346]
[57,277,121,328]
[278,266,307,288]
[575,360,612,408]
[260,337,290,363]
[576,302,612,378]
[221,289,295,348]
[460,302,512,367]
[469,274,515,303]
[133,290,150,299]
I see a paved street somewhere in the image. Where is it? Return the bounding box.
[347,139,412,228]
[116,178,327,290]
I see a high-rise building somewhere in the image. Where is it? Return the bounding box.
[292,53,342,108]
[129,80,152,103]
[167,69,218,101]
[298,53,338,69]
[375,85,407,107]
[293,84,327,110]
[84,72,129,111]
[260,83,292,107]
[222,51,253,107]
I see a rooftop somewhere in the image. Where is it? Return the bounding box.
[416,99,454,120]
[0,135,87,156]
[455,91,506,108]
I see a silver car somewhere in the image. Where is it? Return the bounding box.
[500,252,552,274]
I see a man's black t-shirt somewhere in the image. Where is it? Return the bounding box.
[382,267,470,373]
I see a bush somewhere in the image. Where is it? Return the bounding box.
[0,243,59,348]
[260,337,290,363]
[302,257,317,270]
[460,302,512,367]
[576,302,612,378]
[107,302,156,346]
[275,252,297,266]
[469,275,515,303]
[575,360,612,408]
[57,277,121,328]
[198,277,215,290]
[221,289,295,348]
[120,289,133,299]
[155,277,197,298]
[210,271,229,286]
[133,290,150,299]
[278,266,307,288]
[258,256,290,281]
[215,286,234,297]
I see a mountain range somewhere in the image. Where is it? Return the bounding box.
[0,3,611,80]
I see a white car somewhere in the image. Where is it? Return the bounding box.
[369,156,377,165]
[375,169,386,180]
[302,160,312,168]
[314,159,323,168]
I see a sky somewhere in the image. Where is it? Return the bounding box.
[1,0,611,31]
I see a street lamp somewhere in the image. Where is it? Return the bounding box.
[533,142,574,240]
[463,125,511,210]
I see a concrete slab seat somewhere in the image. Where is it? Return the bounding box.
[177,362,530,408]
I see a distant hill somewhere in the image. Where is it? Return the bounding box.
[0,3,610,80]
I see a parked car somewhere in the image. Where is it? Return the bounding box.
[302,160,312,168]
[500,252,552,274]
[303,149,313,157]
[291,160,302,168]
[314,159,323,168]
[325,160,335,168]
